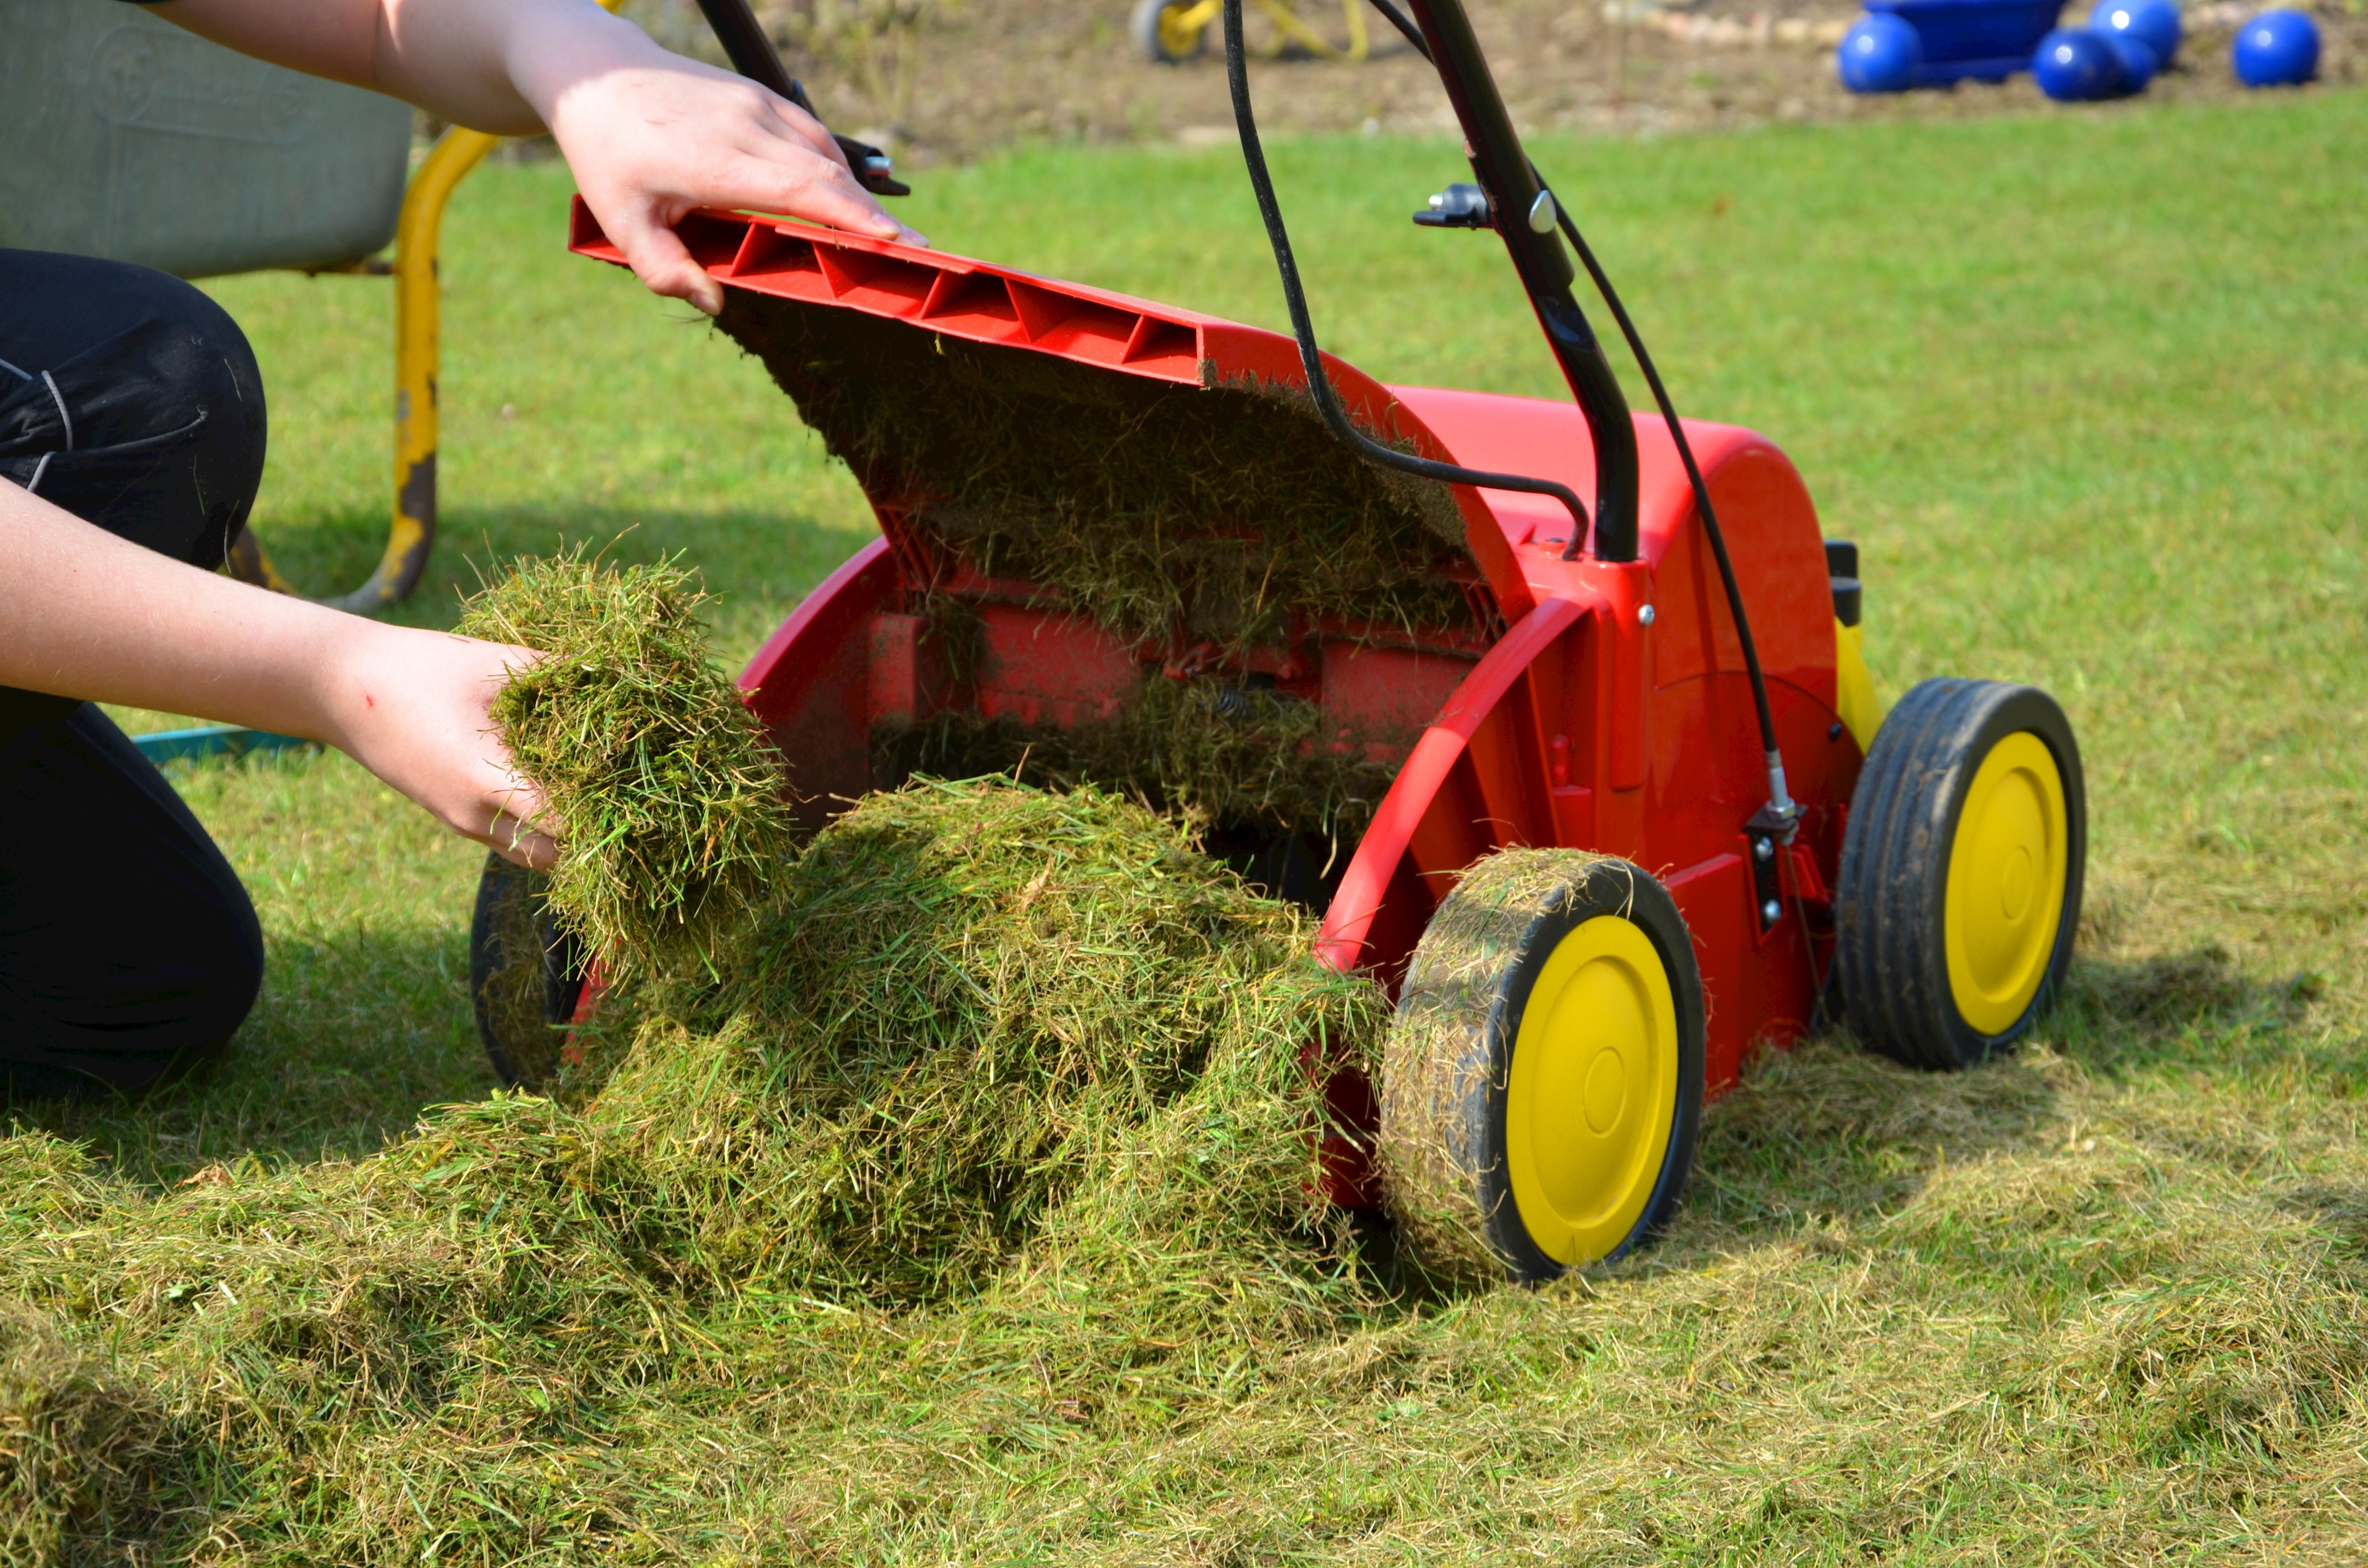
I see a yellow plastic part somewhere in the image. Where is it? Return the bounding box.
[321,125,502,613]
[1834,619,1883,754]
[1160,0,1220,55]
[1504,914,1679,1266]
[239,0,630,608]
[1943,731,2070,1036]
[1163,0,1369,60]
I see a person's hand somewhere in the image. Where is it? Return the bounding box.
[535,53,930,315]
[153,0,932,316]
[320,624,558,870]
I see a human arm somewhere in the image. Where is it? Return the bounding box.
[0,481,555,869]
[145,0,921,313]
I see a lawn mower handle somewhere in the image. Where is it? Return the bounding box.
[690,0,911,197]
[1404,0,1640,560]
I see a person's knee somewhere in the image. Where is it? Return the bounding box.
[0,705,267,1102]
[0,251,268,569]
[168,877,266,1075]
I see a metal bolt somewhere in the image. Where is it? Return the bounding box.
[1428,192,1446,211]
[1753,836,1774,861]
[1528,190,1558,233]
[1762,899,1782,925]
[1638,604,1656,627]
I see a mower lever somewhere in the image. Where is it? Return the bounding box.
[833,132,910,198]
[691,0,913,197]
[778,79,912,198]
[1414,183,1493,228]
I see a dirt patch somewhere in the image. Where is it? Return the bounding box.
[624,0,2363,163]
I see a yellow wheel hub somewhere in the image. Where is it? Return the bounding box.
[1505,915,1678,1266]
[1157,1,1208,56]
[1944,731,2070,1036]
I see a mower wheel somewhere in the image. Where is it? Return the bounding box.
[1377,851,1704,1284]
[1132,0,1209,63]
[1836,679,2086,1070]
[468,852,587,1092]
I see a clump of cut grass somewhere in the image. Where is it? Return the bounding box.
[609,776,1385,1302]
[458,551,793,980]
[877,672,1404,839]
[715,293,1477,650]
[0,1307,183,1561]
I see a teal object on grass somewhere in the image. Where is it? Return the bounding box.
[133,726,312,765]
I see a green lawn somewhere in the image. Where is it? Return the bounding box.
[20,86,2368,1559]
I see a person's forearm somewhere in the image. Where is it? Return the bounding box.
[154,0,664,136]
[149,0,912,310]
[2,483,357,739]
[2,485,555,865]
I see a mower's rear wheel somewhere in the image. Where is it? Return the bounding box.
[1377,851,1705,1284]
[1132,0,1209,63]
[468,852,587,1092]
[1836,678,2086,1070]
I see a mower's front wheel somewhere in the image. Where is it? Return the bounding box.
[468,852,587,1092]
[1836,679,2086,1070]
[1377,851,1705,1284]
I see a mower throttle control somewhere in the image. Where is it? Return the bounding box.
[1414,182,1493,228]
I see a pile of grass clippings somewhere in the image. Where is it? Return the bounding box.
[715,294,1477,650]
[0,554,1388,1560]
[457,553,793,979]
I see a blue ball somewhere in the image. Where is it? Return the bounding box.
[2233,9,2320,86]
[2033,27,2125,99]
[2105,32,2162,90]
[2088,0,2182,65]
[1838,13,1923,94]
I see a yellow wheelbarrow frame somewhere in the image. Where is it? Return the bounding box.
[1137,0,1370,62]
[228,123,502,611]
[230,0,628,612]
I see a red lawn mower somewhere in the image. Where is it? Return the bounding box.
[475,0,2085,1282]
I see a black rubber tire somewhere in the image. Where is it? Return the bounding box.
[1377,852,1705,1285]
[1835,678,2086,1070]
[468,852,587,1091]
[1131,0,1207,63]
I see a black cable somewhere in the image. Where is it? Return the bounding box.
[1355,1,1785,802]
[1316,0,1796,819]
[1221,0,1593,544]
[1538,177,1784,798]
[1366,0,1433,56]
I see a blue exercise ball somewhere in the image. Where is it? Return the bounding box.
[2106,32,2162,90]
[1838,13,1923,93]
[2033,27,2125,99]
[2233,9,2320,86]
[2088,0,2181,65]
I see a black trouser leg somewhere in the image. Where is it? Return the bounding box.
[0,706,265,1098]
[0,250,270,1099]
